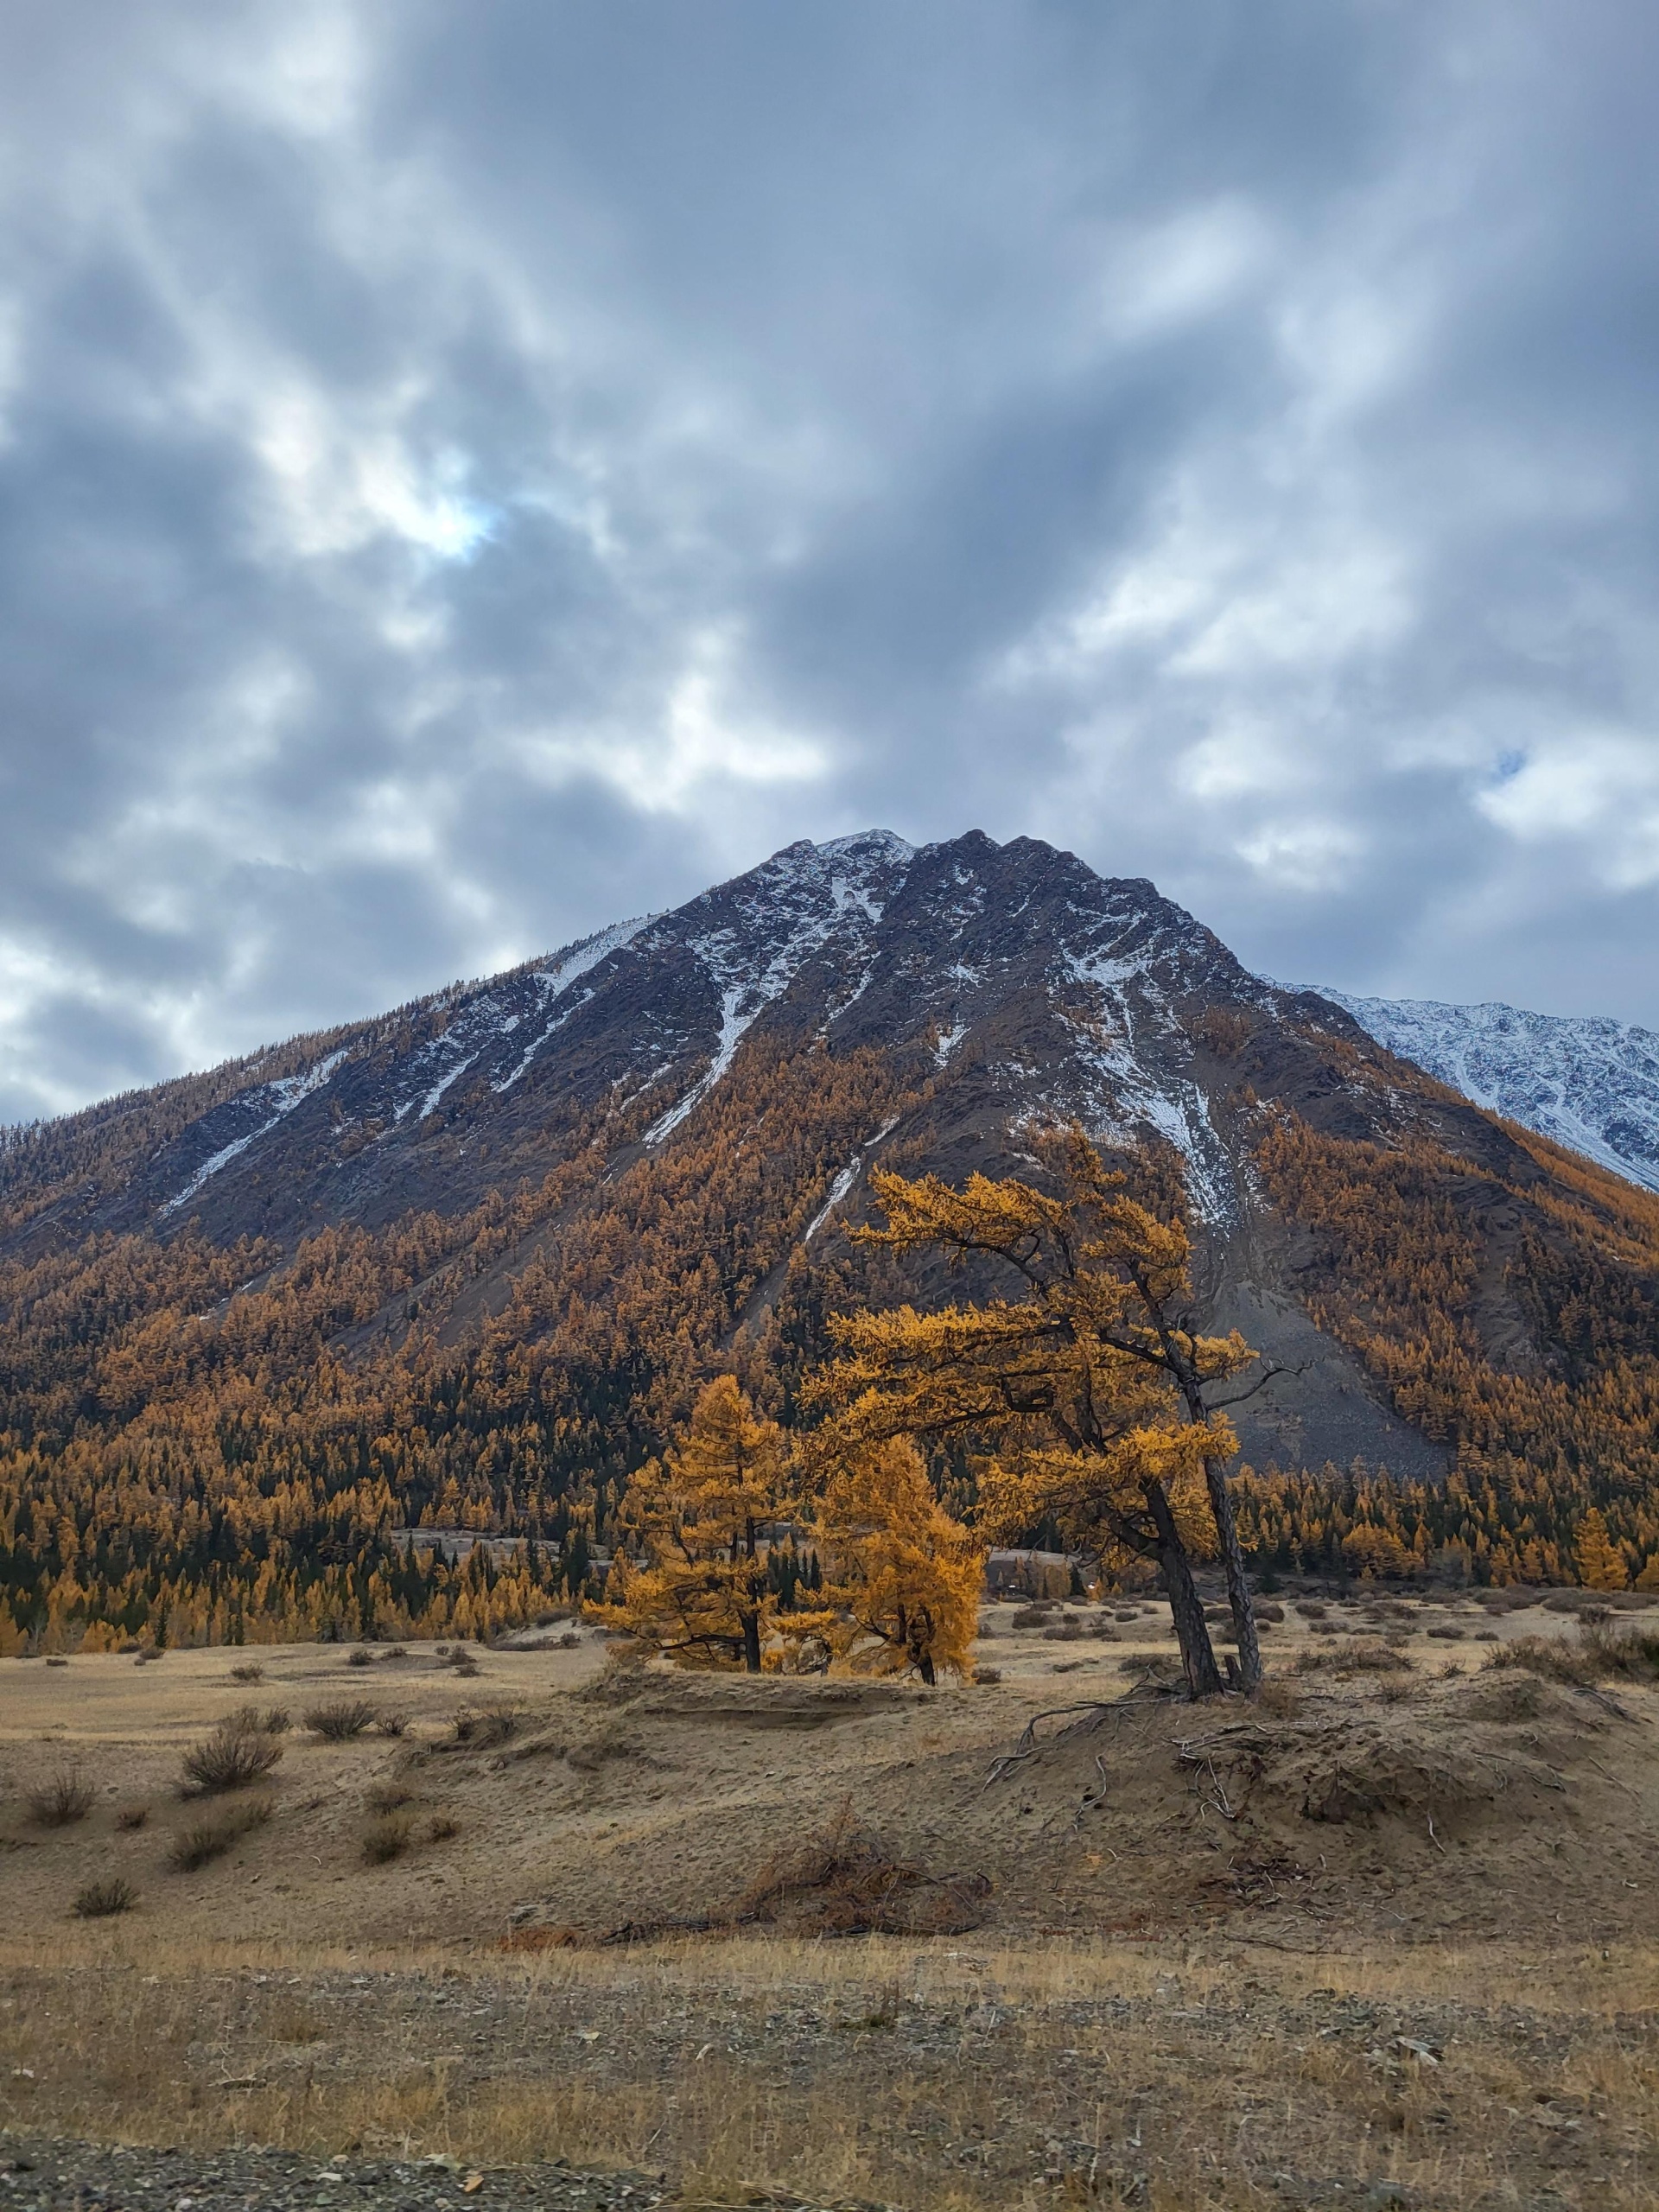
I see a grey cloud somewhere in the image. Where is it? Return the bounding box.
[1,0,1657,1121]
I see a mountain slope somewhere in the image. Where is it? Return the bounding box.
[3,830,1658,1647]
[1323,989,1659,1196]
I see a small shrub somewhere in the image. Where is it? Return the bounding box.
[73,1878,136,1919]
[1253,1678,1301,1718]
[1255,1603,1287,1624]
[383,1646,410,1662]
[1041,1622,1085,1642]
[427,1813,460,1842]
[367,1783,414,1813]
[346,1649,373,1669]
[45,1656,68,1669]
[452,1706,519,1748]
[229,1663,264,1683]
[114,1803,150,1831]
[29,1768,95,1827]
[181,1726,283,1793]
[224,1703,289,1737]
[304,1699,377,1740]
[170,1798,272,1871]
[971,1665,1002,1685]
[361,1811,415,1865]
[1488,1627,1659,1686]
[1298,1602,1327,1621]
[558,1632,581,1649]
[1009,1605,1052,1629]
[1335,1642,1410,1675]
[377,1712,408,1738]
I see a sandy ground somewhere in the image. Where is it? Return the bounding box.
[2,1592,1656,2209]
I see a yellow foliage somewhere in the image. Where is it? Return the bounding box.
[591,1376,793,1671]
[1574,1507,1629,1592]
[806,1125,1262,1696]
[804,1437,982,1684]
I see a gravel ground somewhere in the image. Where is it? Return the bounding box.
[0,2139,675,2212]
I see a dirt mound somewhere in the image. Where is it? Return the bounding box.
[953,1669,1659,1942]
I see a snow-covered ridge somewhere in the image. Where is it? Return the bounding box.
[641,833,913,1142]
[1322,989,1659,1196]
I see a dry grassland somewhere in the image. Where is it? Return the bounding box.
[3,1595,1656,2209]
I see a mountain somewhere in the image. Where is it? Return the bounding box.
[3,829,1658,1649]
[1321,990,1659,1196]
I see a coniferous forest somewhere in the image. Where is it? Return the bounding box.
[3,995,1659,1651]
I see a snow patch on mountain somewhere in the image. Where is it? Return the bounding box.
[492,915,654,1095]
[1324,990,1659,1195]
[162,1051,347,1214]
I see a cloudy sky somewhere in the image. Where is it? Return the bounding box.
[3,1,1657,1121]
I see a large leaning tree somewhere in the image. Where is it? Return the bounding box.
[805,1124,1272,1697]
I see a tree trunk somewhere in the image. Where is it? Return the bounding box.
[1143,1480,1224,1697]
[741,1607,761,1673]
[918,1651,937,1686]
[1201,1452,1262,1693]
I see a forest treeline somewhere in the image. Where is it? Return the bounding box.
[3,1030,1658,1650]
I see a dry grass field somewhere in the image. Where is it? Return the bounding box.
[3,1591,1657,2209]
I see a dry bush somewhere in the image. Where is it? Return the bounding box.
[169,1798,273,1871]
[972,1665,1002,1685]
[578,1649,649,1704]
[1298,1601,1327,1620]
[1294,1641,1408,1677]
[1041,1621,1086,1642]
[304,1699,378,1740]
[28,1768,95,1827]
[427,1813,460,1842]
[361,1811,415,1865]
[376,1712,408,1738]
[228,1663,264,1683]
[366,1783,414,1813]
[1427,1624,1462,1640]
[224,1703,289,1736]
[181,1725,283,1793]
[1488,1626,1659,1686]
[452,1706,520,1748]
[1253,1678,1301,1718]
[346,1649,373,1669]
[382,1646,410,1661]
[73,1877,135,1918]
[113,1803,149,1831]
[45,1656,68,1668]
[733,1812,990,1937]
[557,1631,581,1649]
[1008,1605,1052,1629]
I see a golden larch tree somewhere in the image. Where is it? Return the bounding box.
[804,1436,982,1684]
[1575,1507,1629,1592]
[805,1126,1269,1697]
[593,1376,791,1670]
